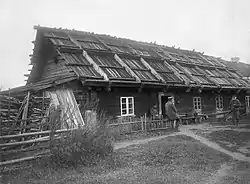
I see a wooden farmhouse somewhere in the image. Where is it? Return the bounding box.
[3,26,250,121]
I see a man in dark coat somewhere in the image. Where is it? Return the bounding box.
[229,95,241,126]
[165,97,179,128]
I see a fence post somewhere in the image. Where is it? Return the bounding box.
[144,113,147,132]
[141,117,144,132]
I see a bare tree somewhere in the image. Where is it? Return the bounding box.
[230,57,240,63]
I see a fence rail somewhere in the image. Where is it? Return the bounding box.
[0,110,232,167]
[0,128,76,166]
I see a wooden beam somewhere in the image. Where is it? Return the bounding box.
[197,53,215,66]
[114,54,141,82]
[90,34,142,83]
[175,50,194,63]
[83,51,109,80]
[175,63,200,86]
[93,36,114,51]
[62,32,109,81]
[157,47,176,61]
[65,63,92,67]
[163,61,186,84]
[140,57,166,83]
[21,92,30,134]
[0,128,75,140]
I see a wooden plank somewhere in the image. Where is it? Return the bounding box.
[46,89,84,129]
[65,63,92,67]
[8,89,10,123]
[2,116,49,123]
[0,128,76,140]
[65,33,109,81]
[114,54,141,82]
[140,57,166,83]
[21,92,30,134]
[8,96,28,135]
[0,136,50,148]
[0,150,50,166]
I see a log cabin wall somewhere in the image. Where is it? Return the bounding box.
[82,86,248,119]
[174,90,235,115]
[98,87,158,118]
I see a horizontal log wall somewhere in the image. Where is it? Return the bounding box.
[98,88,158,118]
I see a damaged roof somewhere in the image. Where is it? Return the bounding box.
[24,26,250,90]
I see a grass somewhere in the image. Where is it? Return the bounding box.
[113,128,179,142]
[207,130,250,156]
[2,134,235,184]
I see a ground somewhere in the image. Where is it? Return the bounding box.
[189,118,250,158]
[1,117,250,184]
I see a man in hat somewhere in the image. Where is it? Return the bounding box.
[165,96,179,128]
[229,95,241,126]
[150,104,158,120]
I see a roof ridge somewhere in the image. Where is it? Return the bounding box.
[34,25,206,56]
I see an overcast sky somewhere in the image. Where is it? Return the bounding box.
[0,0,250,89]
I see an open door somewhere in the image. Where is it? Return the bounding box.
[158,92,174,116]
[161,95,170,116]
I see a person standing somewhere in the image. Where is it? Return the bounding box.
[229,95,241,126]
[150,104,158,120]
[165,97,179,128]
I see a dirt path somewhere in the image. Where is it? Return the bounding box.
[112,124,250,183]
[114,125,250,163]
[179,126,250,163]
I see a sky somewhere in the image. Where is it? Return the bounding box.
[0,0,250,90]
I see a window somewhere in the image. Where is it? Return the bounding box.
[193,97,202,114]
[246,96,250,107]
[120,97,134,116]
[215,96,223,112]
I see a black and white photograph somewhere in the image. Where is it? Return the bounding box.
[1,0,250,183]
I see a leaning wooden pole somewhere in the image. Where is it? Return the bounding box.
[7,89,10,123]
[21,92,30,134]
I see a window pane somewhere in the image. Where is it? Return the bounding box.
[122,110,127,115]
[122,104,126,109]
[128,108,133,114]
[121,98,126,103]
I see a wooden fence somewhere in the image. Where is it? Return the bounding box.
[108,115,177,135]
[107,110,231,135]
[0,127,76,166]
[0,110,231,167]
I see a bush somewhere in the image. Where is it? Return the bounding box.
[48,107,114,168]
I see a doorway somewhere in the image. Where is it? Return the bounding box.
[158,92,174,115]
[161,95,171,116]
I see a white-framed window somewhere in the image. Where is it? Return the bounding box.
[215,96,223,112]
[120,97,134,116]
[246,96,250,107]
[193,97,202,114]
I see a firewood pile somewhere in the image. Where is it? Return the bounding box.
[26,95,51,131]
[0,95,21,122]
[0,94,51,136]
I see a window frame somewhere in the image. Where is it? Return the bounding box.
[246,96,250,107]
[215,96,223,112]
[193,97,202,114]
[120,97,135,116]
